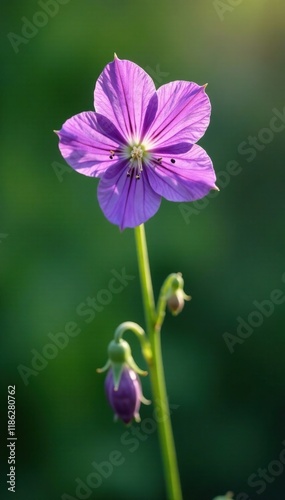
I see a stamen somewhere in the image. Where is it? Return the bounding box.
[127,145,145,180]
[135,160,143,179]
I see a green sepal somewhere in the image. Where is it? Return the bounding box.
[140,393,151,405]
[96,359,111,373]
[108,338,147,377]
[111,362,125,391]
[98,326,149,391]
[127,355,148,377]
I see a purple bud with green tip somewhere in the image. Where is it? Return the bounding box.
[97,334,150,424]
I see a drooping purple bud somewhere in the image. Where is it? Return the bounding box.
[105,365,143,424]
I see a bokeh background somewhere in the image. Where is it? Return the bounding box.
[1,1,285,499]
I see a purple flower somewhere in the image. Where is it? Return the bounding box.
[57,55,217,230]
[105,366,143,424]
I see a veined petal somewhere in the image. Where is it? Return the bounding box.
[57,112,125,177]
[94,56,156,143]
[97,161,161,230]
[150,142,193,155]
[145,81,211,148]
[147,144,216,202]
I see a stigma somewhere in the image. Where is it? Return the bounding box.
[131,146,144,161]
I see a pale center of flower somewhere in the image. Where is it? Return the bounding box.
[131,146,144,161]
[108,144,177,180]
[127,144,148,180]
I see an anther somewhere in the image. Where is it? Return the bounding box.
[171,159,176,164]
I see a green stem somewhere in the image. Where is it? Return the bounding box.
[114,321,152,364]
[134,223,156,332]
[134,224,183,500]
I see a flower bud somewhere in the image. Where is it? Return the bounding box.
[166,274,191,316]
[97,333,150,424]
[105,365,144,424]
[167,289,186,315]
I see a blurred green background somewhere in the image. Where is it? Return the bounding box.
[1,0,285,499]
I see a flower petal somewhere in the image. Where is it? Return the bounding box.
[57,112,125,177]
[97,161,161,230]
[147,144,216,202]
[150,142,193,155]
[145,81,211,148]
[94,56,156,143]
